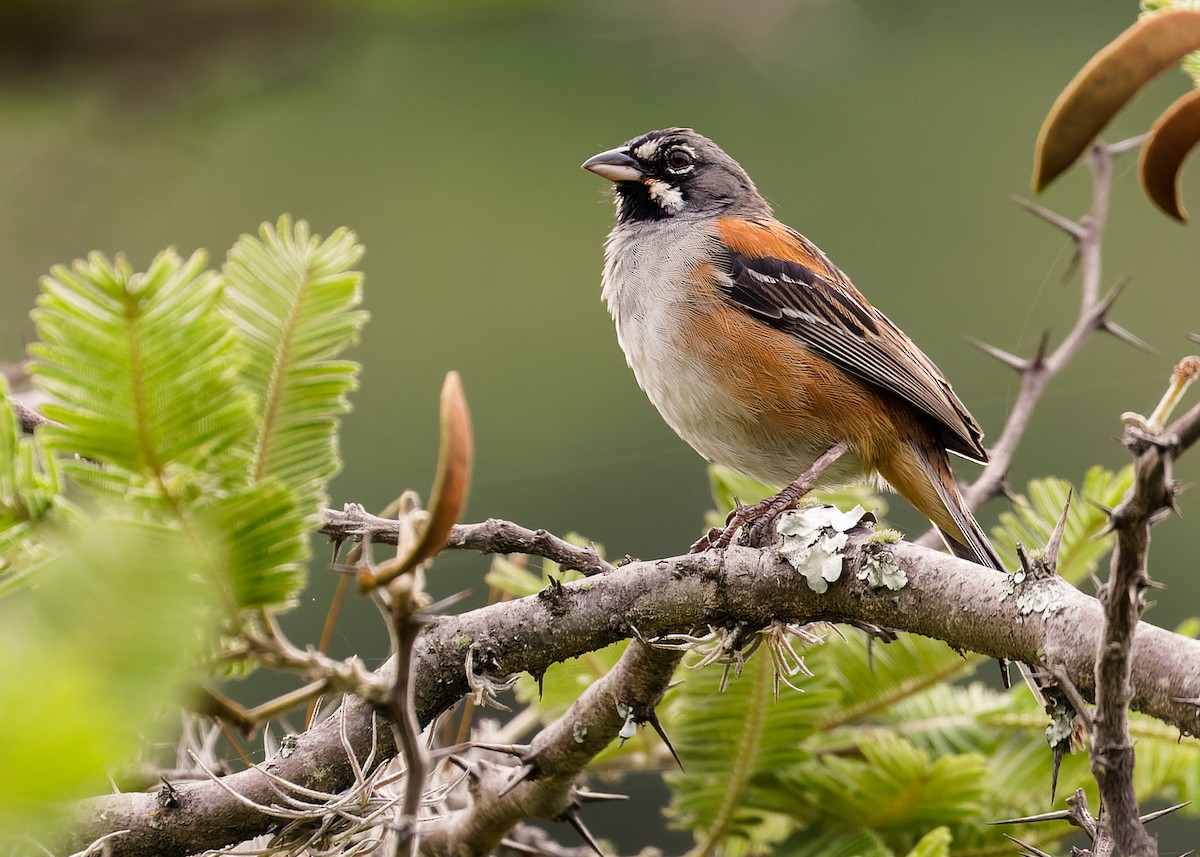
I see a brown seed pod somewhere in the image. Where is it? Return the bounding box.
[1140,87,1200,221]
[1033,8,1200,192]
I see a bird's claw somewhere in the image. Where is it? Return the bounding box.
[689,498,784,553]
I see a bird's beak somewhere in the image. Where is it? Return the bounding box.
[582,147,645,183]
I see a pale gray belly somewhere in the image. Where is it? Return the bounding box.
[627,324,868,488]
[601,223,867,488]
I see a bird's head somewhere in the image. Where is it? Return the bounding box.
[583,128,768,223]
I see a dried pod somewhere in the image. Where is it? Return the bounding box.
[1033,8,1200,191]
[1140,87,1200,220]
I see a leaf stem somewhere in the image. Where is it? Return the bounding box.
[687,652,771,857]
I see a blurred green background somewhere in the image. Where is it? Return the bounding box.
[1,0,1198,851]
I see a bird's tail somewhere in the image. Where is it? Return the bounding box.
[900,439,1059,703]
[880,438,1005,571]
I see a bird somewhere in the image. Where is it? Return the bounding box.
[582,127,1004,570]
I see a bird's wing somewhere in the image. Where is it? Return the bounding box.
[713,217,987,462]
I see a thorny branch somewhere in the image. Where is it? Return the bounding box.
[416,442,853,856]
[365,497,434,857]
[1092,363,1200,856]
[62,515,1200,857]
[22,136,1194,857]
[924,139,1150,541]
[321,508,614,578]
[420,639,681,857]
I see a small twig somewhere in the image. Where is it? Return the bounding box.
[242,680,330,725]
[66,827,133,857]
[308,571,353,727]
[368,495,431,857]
[385,595,426,857]
[926,139,1144,535]
[8,397,51,434]
[241,609,388,703]
[322,507,615,577]
[1066,790,1112,856]
[447,520,615,576]
[1045,663,1093,731]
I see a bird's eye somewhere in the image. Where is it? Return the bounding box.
[665,147,694,170]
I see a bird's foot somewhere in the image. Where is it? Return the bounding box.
[690,499,777,553]
[689,442,853,554]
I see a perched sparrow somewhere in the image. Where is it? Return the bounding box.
[583,128,1002,568]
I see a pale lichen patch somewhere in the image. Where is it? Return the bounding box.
[777,505,871,594]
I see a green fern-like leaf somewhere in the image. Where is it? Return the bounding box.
[221,217,367,515]
[788,734,986,843]
[871,683,1013,758]
[809,632,974,737]
[25,227,366,614]
[198,482,308,609]
[776,828,893,857]
[903,827,952,857]
[991,466,1131,583]
[485,553,584,599]
[0,382,62,588]
[0,516,214,842]
[29,249,252,500]
[665,647,840,854]
[1128,712,1200,806]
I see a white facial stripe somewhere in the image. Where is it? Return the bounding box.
[646,179,685,214]
[634,139,662,161]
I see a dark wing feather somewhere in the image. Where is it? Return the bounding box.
[715,237,987,462]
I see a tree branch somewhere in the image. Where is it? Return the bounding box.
[926,139,1143,540]
[420,639,680,857]
[321,508,614,578]
[63,522,1200,856]
[418,442,854,856]
[1093,377,1200,855]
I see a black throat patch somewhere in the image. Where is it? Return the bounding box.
[614,181,678,223]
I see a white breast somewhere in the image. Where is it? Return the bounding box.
[600,219,866,489]
[602,218,725,442]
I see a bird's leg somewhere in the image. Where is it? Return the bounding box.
[691,441,851,552]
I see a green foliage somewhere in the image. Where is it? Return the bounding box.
[813,629,974,734]
[0,518,214,840]
[665,646,839,856]
[781,827,969,857]
[646,620,1200,857]
[904,827,952,857]
[198,481,308,609]
[791,735,986,839]
[776,828,891,857]
[0,383,62,590]
[30,249,251,499]
[991,466,1131,583]
[222,219,366,515]
[20,217,366,611]
[0,217,367,844]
